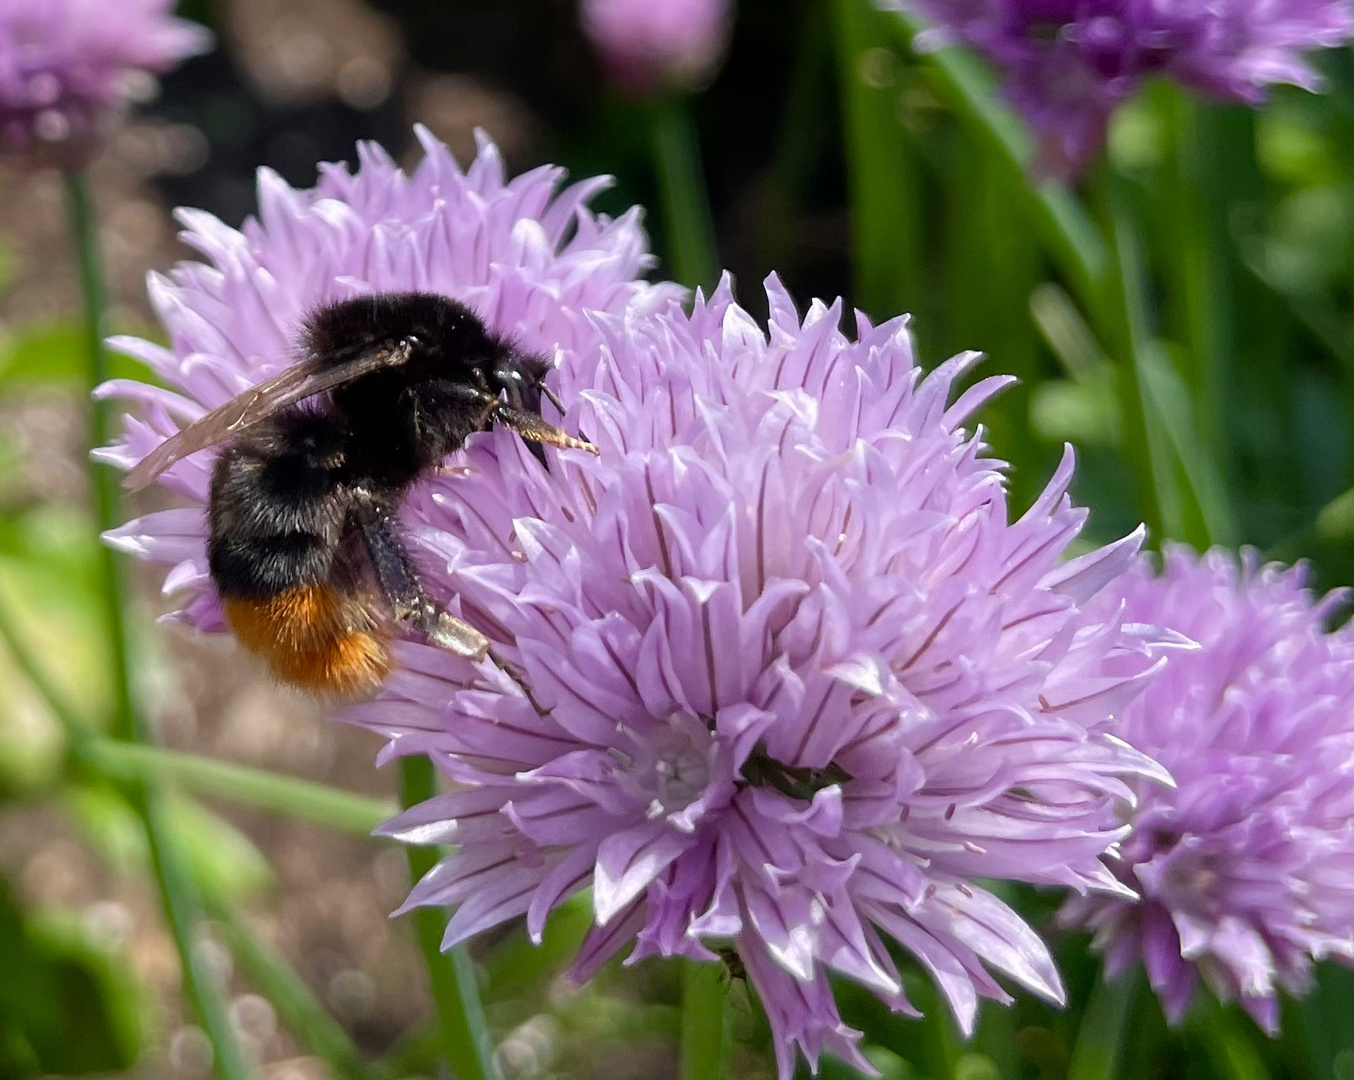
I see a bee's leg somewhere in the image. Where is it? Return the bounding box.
[350,493,549,711]
[538,384,568,417]
[349,493,489,661]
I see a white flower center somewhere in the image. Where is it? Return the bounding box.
[617,712,712,818]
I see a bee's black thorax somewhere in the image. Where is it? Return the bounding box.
[207,292,546,602]
[320,292,520,486]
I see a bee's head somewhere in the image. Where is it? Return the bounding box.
[491,352,557,417]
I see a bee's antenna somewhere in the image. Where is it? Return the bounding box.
[540,384,567,418]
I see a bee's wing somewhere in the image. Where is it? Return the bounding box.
[122,340,414,492]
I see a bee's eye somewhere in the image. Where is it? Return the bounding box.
[403,334,423,351]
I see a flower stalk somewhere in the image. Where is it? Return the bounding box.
[1162,92,1244,549]
[398,755,500,1080]
[76,738,396,835]
[211,901,377,1080]
[648,96,720,291]
[64,170,136,743]
[0,590,89,740]
[886,9,1109,305]
[1066,967,1139,1080]
[1096,173,1173,545]
[64,168,256,1080]
[679,960,728,1080]
[834,0,923,317]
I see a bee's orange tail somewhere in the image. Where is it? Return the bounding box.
[223,586,389,695]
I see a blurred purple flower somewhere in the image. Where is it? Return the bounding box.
[1062,546,1354,1032]
[898,0,1354,175]
[0,0,209,168]
[102,129,1177,1076]
[359,279,1178,1076]
[581,0,733,94]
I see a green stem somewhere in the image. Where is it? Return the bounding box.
[679,960,728,1080]
[1067,969,1140,1080]
[1096,174,1173,544]
[211,902,377,1080]
[0,590,91,739]
[1097,170,1235,548]
[1186,993,1270,1080]
[63,170,136,744]
[770,2,830,208]
[1162,93,1241,547]
[398,756,499,1080]
[887,10,1109,308]
[759,2,831,275]
[833,0,923,317]
[373,1024,440,1079]
[1169,95,1226,469]
[143,788,259,1080]
[648,97,720,292]
[77,739,395,836]
[64,169,256,1080]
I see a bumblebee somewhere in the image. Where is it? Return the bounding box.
[125,292,592,695]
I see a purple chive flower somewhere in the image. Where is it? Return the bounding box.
[899,0,1354,176]
[0,0,209,169]
[1061,546,1354,1032]
[101,132,1176,1075]
[581,0,733,94]
[355,281,1178,1076]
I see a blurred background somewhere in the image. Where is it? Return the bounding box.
[0,1,1349,1078]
